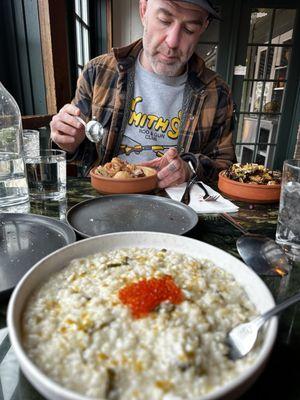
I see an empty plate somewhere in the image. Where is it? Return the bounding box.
[0,213,76,297]
[66,194,199,238]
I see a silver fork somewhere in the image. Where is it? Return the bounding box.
[227,291,300,360]
[196,180,220,202]
[187,162,220,202]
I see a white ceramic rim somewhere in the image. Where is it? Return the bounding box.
[7,232,278,400]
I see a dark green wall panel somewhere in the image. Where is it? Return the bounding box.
[0,0,46,115]
[23,0,47,114]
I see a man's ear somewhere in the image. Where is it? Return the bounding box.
[201,17,210,34]
[139,0,148,27]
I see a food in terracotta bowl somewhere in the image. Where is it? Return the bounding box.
[7,232,277,400]
[218,163,282,203]
[90,157,157,194]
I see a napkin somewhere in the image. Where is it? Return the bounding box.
[165,182,239,214]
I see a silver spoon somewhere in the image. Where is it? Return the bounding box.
[75,116,104,143]
[220,212,289,277]
[227,291,300,360]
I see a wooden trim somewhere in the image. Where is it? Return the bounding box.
[37,0,56,114]
[37,0,72,114]
[22,114,53,129]
[106,0,113,51]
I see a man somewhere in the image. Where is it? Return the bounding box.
[50,0,236,188]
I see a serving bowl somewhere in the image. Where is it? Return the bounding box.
[218,171,281,203]
[7,232,277,400]
[90,166,158,194]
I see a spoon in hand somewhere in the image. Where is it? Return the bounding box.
[75,116,104,143]
[220,212,289,277]
[227,291,300,360]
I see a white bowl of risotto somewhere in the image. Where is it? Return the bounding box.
[7,232,277,400]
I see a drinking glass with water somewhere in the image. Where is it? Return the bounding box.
[276,159,300,259]
[22,129,40,157]
[25,149,66,201]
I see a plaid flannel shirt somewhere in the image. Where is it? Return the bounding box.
[71,39,236,183]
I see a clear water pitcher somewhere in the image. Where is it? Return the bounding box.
[0,82,29,206]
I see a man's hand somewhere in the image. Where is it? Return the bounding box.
[140,147,191,188]
[50,104,86,154]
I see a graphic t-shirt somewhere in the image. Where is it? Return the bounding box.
[118,54,187,163]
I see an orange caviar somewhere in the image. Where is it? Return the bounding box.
[118,275,184,318]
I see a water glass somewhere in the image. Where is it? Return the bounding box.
[22,129,40,157]
[25,149,66,200]
[276,159,300,258]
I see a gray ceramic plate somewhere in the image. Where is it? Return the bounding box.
[0,213,76,297]
[66,194,199,238]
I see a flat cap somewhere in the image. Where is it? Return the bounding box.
[178,0,221,20]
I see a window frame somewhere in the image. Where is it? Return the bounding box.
[221,0,300,170]
[37,0,113,113]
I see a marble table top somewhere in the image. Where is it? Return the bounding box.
[0,177,299,400]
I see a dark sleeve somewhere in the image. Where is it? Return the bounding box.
[72,65,94,120]
[66,64,98,176]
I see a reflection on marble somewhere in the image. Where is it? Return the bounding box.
[30,198,67,221]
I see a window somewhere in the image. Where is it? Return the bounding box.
[74,0,91,76]
[235,8,296,168]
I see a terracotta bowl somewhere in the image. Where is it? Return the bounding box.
[218,170,281,203]
[90,166,158,194]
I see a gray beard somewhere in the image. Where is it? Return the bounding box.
[143,50,185,77]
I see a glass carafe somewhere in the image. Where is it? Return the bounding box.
[0,82,29,206]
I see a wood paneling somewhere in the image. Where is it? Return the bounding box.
[37,0,72,114]
[106,0,113,51]
[38,1,56,114]
[22,114,53,129]
[112,0,142,47]
[131,0,142,41]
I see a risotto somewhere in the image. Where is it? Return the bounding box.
[23,248,259,400]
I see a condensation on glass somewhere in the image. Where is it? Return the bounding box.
[236,8,296,168]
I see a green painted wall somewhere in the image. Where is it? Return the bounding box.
[0,0,47,115]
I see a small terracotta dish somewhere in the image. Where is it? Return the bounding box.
[218,170,281,203]
[90,166,158,194]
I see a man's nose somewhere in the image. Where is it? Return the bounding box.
[165,24,181,49]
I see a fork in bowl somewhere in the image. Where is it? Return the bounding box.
[227,291,300,360]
